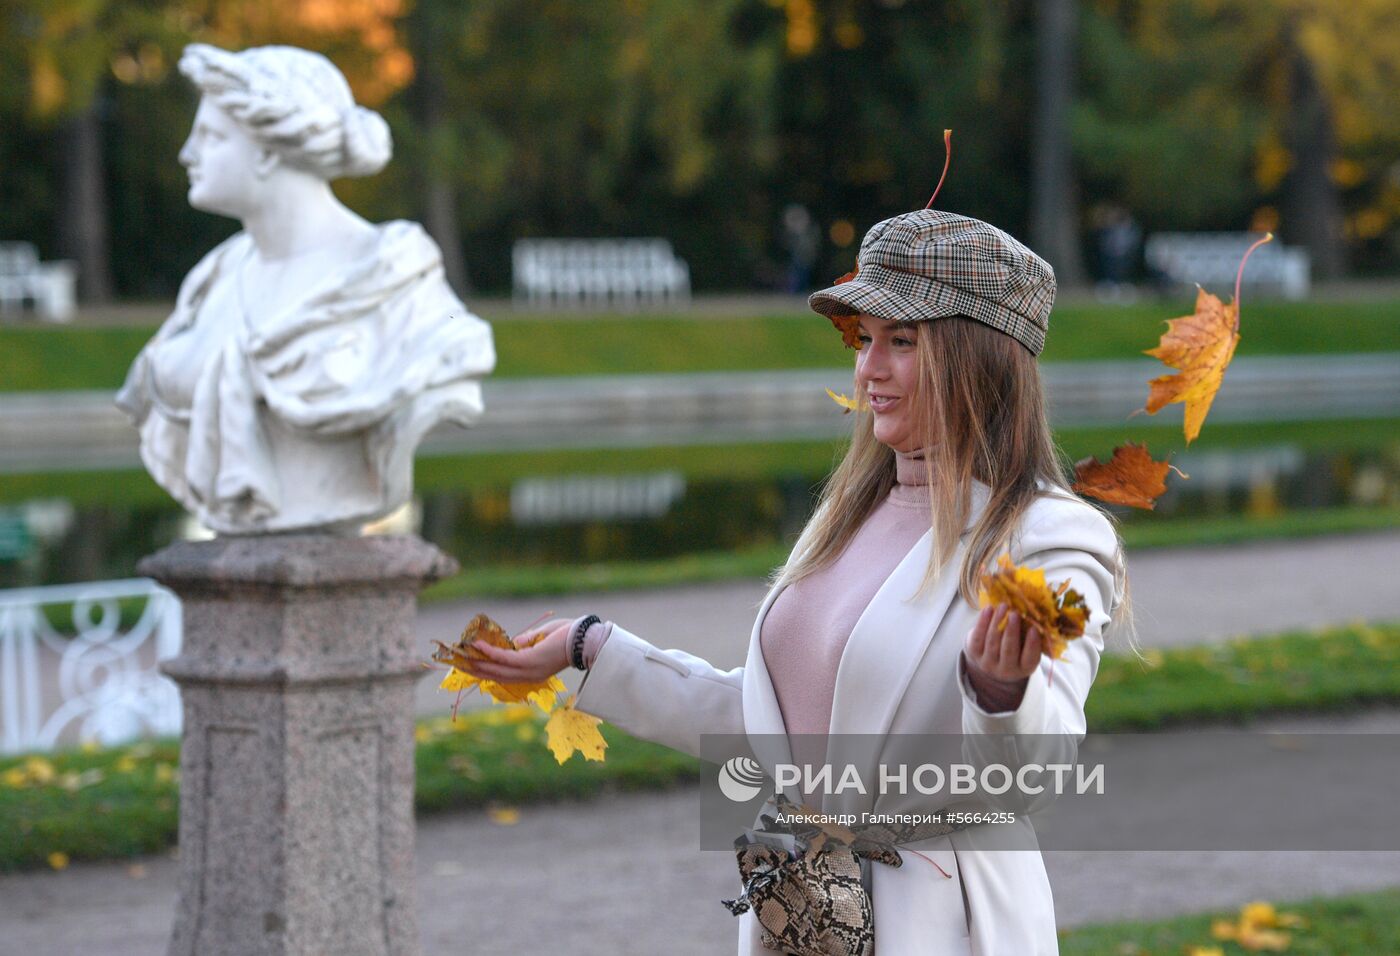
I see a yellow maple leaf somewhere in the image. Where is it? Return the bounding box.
[543,695,608,764]
[825,387,870,414]
[439,666,563,713]
[432,613,564,713]
[977,554,1088,661]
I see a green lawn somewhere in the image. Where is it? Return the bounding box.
[2,299,1397,392]
[1060,890,1400,954]
[3,620,1397,872]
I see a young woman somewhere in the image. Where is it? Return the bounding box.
[461,209,1131,955]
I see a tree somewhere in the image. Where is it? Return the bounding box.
[1030,0,1087,286]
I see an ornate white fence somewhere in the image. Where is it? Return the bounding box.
[0,578,182,755]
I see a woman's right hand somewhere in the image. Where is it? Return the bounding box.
[458,617,574,684]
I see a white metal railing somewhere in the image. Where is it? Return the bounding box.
[0,578,182,754]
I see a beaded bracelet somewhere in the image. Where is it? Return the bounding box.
[571,614,602,671]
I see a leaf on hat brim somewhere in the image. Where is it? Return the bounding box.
[1071,442,1187,510]
[825,387,869,414]
[829,313,862,350]
[834,264,859,285]
[1138,287,1240,444]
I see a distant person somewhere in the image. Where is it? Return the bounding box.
[781,203,821,293]
[116,44,493,535]
[458,209,1133,954]
[1092,203,1142,303]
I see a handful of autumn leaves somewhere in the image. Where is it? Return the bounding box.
[977,554,1089,676]
[430,614,608,765]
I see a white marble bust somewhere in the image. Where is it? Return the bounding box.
[117,43,494,535]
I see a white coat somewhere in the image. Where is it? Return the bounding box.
[575,482,1123,955]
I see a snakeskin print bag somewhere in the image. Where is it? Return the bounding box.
[720,795,974,956]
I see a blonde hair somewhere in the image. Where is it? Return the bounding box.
[773,315,1135,651]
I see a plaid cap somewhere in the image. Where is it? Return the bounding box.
[808,209,1056,355]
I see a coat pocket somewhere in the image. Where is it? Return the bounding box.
[642,647,691,677]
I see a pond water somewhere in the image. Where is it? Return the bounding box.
[1,443,1397,590]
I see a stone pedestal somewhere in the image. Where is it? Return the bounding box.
[140,534,457,956]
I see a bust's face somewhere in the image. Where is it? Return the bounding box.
[177,97,267,218]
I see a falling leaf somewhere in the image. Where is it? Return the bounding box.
[543,695,608,764]
[1139,287,1239,444]
[1138,234,1272,444]
[825,387,870,414]
[977,554,1088,661]
[1071,442,1188,510]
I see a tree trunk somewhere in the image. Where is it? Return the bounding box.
[1029,0,1086,286]
[1281,35,1346,280]
[59,99,115,303]
[407,0,471,296]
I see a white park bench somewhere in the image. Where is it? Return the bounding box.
[0,242,78,322]
[1145,232,1310,301]
[513,238,690,308]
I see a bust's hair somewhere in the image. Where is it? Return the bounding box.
[179,43,391,180]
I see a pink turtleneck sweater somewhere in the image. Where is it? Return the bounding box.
[577,449,1026,746]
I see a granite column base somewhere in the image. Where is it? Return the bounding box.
[139,534,458,956]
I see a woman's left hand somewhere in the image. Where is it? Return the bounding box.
[963,602,1042,683]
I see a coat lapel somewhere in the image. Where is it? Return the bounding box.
[741,481,993,791]
[741,583,794,775]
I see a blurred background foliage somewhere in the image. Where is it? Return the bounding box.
[1,0,1397,301]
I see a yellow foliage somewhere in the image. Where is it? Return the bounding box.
[487,804,521,825]
[977,554,1088,661]
[1207,900,1305,951]
[544,696,608,764]
[825,388,870,414]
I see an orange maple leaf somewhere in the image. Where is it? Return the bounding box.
[1071,442,1188,510]
[829,312,863,350]
[977,554,1088,661]
[1138,233,1272,444]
